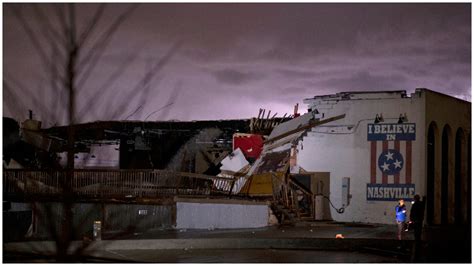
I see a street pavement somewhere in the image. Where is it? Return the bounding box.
[3,221,471,263]
[102,221,409,240]
[94,248,403,263]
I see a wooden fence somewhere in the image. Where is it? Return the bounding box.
[3,169,238,201]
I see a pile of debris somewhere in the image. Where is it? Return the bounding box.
[208,107,345,224]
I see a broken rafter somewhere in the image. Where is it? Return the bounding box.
[262,109,267,129]
[265,110,271,129]
[263,114,346,144]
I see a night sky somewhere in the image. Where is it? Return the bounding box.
[3,3,471,126]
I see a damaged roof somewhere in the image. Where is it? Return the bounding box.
[247,112,346,176]
[246,113,314,176]
[42,119,252,142]
[268,112,314,140]
[303,90,408,102]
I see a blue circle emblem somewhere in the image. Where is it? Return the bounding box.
[378,149,404,175]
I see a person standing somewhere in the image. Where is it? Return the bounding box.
[409,195,425,241]
[409,195,425,262]
[395,199,407,240]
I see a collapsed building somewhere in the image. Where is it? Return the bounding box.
[4,115,282,171]
[3,88,471,241]
[3,111,292,238]
[242,89,470,225]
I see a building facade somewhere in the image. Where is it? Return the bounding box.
[297,89,470,225]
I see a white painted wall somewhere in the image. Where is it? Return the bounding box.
[176,201,269,229]
[298,91,426,224]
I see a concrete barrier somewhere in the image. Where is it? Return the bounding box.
[175,198,269,229]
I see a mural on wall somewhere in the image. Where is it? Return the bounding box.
[366,123,416,201]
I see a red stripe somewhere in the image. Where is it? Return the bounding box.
[382,141,388,184]
[394,140,400,184]
[370,141,377,184]
[406,141,412,184]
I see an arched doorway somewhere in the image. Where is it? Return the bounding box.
[426,122,437,224]
[441,125,451,224]
[455,128,465,224]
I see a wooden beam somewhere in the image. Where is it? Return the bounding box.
[263,114,346,144]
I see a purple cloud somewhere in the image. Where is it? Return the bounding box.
[3,3,470,125]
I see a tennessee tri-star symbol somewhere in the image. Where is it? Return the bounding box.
[378,149,404,175]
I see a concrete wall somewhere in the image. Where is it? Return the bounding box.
[28,202,102,239]
[424,90,471,224]
[11,199,270,240]
[299,91,426,224]
[29,202,174,239]
[176,198,269,229]
[298,89,470,225]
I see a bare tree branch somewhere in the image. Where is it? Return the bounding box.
[54,3,69,38]
[75,50,141,121]
[11,5,67,84]
[58,3,77,261]
[123,106,143,120]
[75,4,139,90]
[55,87,67,126]
[52,4,70,127]
[76,4,106,49]
[4,4,161,262]
[31,4,68,55]
[144,102,175,121]
[108,40,183,120]
[66,3,77,125]
[4,75,55,121]
[3,80,27,119]
[157,80,182,120]
[51,43,66,125]
[136,58,153,118]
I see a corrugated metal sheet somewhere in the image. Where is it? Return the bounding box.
[105,204,174,231]
[34,203,102,239]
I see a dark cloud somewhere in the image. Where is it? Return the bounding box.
[212,69,263,85]
[2,3,471,124]
[275,69,316,79]
[320,71,409,91]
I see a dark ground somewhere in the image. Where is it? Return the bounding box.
[3,222,471,263]
[94,249,403,263]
